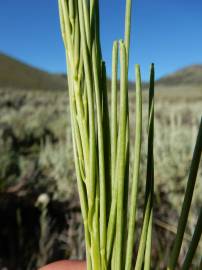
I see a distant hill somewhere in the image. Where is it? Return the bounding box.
[0,53,202,91]
[0,53,66,91]
[157,65,202,87]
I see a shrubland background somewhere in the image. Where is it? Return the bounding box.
[0,53,202,269]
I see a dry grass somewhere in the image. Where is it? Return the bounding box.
[0,86,201,268]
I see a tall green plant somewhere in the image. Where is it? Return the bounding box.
[168,117,202,270]
[58,1,202,269]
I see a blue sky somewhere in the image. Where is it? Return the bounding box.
[0,0,202,81]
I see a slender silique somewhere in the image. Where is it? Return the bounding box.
[135,64,154,270]
[125,64,142,270]
[182,207,202,270]
[58,1,201,269]
[168,118,202,270]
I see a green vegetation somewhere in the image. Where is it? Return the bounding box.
[0,2,202,269]
[0,86,201,269]
[58,0,202,270]
[168,119,202,270]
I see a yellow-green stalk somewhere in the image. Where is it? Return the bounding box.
[58,1,202,270]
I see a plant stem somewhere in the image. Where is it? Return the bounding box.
[199,256,202,270]
[135,63,155,270]
[101,61,111,220]
[124,0,132,60]
[182,208,202,270]
[125,64,142,270]
[92,41,107,270]
[144,63,155,270]
[144,211,153,270]
[115,41,128,270]
[78,0,97,230]
[110,41,118,198]
[106,42,119,265]
[168,117,202,270]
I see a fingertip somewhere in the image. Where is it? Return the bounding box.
[39,260,86,270]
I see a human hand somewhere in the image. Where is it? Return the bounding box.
[39,260,86,270]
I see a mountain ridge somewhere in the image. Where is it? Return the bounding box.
[0,53,66,91]
[157,65,202,86]
[0,53,202,91]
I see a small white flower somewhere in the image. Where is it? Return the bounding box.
[36,193,50,207]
